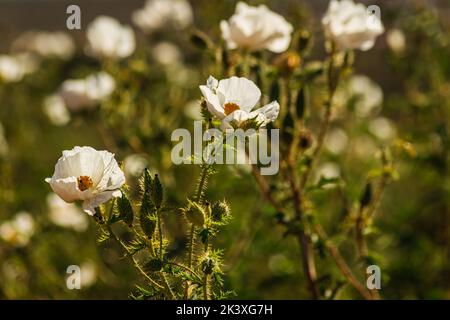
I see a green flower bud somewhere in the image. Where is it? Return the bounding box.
[144,258,163,273]
[211,200,231,223]
[201,257,215,275]
[299,129,313,150]
[117,192,134,227]
[140,211,157,239]
[184,200,206,227]
[151,174,163,209]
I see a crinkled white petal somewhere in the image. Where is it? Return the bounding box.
[249,101,280,125]
[221,2,293,52]
[217,77,261,112]
[199,85,225,119]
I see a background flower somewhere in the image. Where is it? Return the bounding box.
[58,72,115,112]
[86,16,135,59]
[132,0,193,32]
[0,212,35,247]
[46,193,89,232]
[220,2,293,53]
[322,0,384,51]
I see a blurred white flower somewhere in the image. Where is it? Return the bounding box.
[221,2,293,53]
[183,100,202,121]
[13,31,75,60]
[43,95,71,126]
[200,76,280,130]
[325,128,349,154]
[86,16,135,59]
[314,162,341,187]
[353,135,377,159]
[46,193,89,232]
[322,0,384,51]
[124,154,148,177]
[369,117,396,141]
[152,42,182,65]
[0,54,38,83]
[0,212,35,247]
[58,72,115,111]
[80,261,98,288]
[335,74,383,118]
[45,146,126,215]
[0,123,9,157]
[132,0,193,32]
[386,28,406,54]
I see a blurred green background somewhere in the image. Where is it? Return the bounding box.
[0,0,449,299]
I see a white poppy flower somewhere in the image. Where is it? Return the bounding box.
[369,117,396,141]
[152,42,182,65]
[220,2,293,53]
[45,146,126,215]
[47,193,89,232]
[199,76,280,130]
[0,54,38,83]
[322,0,384,51]
[86,16,135,59]
[13,31,76,60]
[132,0,193,32]
[124,154,148,177]
[80,261,98,288]
[43,94,71,126]
[314,162,341,188]
[325,128,349,155]
[334,74,383,118]
[386,28,406,53]
[58,72,115,111]
[0,212,35,247]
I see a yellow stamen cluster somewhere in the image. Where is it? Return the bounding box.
[224,102,240,116]
[77,176,93,191]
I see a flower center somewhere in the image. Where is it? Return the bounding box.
[224,103,240,116]
[77,176,93,191]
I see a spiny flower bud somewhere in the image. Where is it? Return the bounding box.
[140,211,156,239]
[144,258,163,273]
[200,256,215,275]
[151,174,163,209]
[299,129,313,150]
[211,200,231,223]
[94,207,104,224]
[184,200,206,227]
[359,183,373,209]
[273,51,301,74]
[296,30,312,53]
[117,192,134,227]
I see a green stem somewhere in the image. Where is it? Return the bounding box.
[203,274,209,300]
[105,225,164,291]
[157,209,163,260]
[184,165,210,299]
[160,272,176,300]
[167,261,203,282]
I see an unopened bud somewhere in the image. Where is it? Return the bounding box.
[211,200,231,223]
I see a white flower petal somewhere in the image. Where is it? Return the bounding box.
[199,85,225,118]
[249,101,280,125]
[221,2,293,53]
[217,76,261,112]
